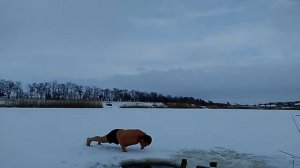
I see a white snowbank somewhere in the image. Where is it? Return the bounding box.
[103,101,167,108]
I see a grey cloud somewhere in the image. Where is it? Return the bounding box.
[99,63,300,104]
[0,0,299,103]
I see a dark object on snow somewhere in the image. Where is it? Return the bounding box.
[180,159,187,168]
[209,161,217,167]
[196,161,217,168]
[121,159,180,168]
[106,102,112,106]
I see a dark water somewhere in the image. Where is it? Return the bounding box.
[122,165,176,168]
[121,161,179,168]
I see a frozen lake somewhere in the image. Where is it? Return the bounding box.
[0,108,299,168]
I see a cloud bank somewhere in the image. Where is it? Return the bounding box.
[0,0,299,103]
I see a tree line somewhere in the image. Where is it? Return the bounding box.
[0,79,209,106]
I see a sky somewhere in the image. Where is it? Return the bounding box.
[1,0,300,104]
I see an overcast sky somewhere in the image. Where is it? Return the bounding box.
[1,0,300,104]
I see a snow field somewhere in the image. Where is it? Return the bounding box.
[0,108,299,168]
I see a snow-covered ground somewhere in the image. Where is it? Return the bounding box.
[0,107,300,168]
